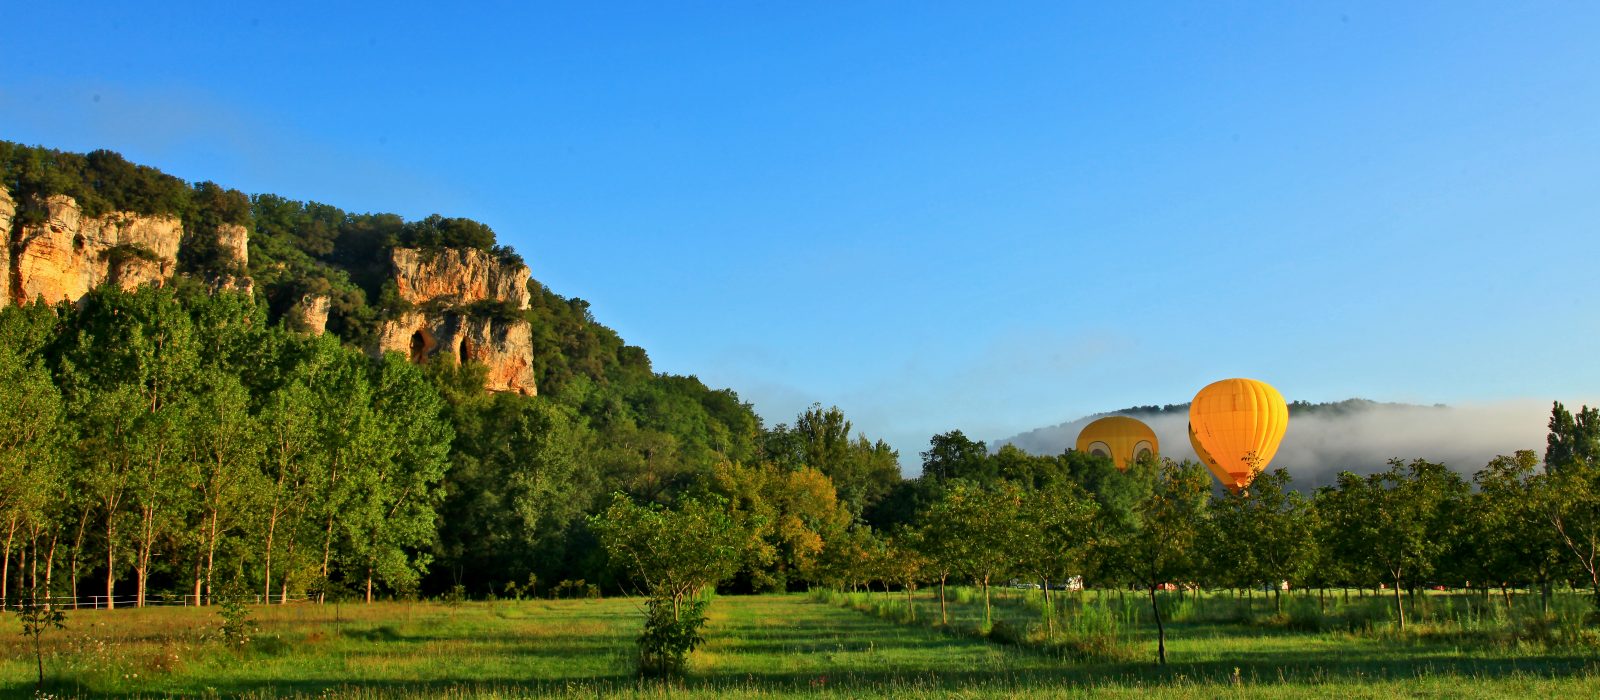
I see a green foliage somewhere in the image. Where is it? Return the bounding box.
[216,579,258,648]
[638,595,709,676]
[14,581,67,690]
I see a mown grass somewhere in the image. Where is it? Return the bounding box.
[2,591,1598,698]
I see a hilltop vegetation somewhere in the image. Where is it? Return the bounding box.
[0,141,910,607]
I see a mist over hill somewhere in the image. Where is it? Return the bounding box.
[993,398,1566,489]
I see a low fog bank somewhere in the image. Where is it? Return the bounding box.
[995,399,1576,491]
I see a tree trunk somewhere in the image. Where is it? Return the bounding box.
[939,574,948,626]
[263,512,278,605]
[1149,584,1167,665]
[1393,576,1406,631]
[1044,577,1055,640]
[44,533,57,610]
[70,508,90,610]
[320,515,335,604]
[981,574,992,628]
[104,516,117,609]
[193,556,203,606]
[2,514,15,611]
[204,510,220,605]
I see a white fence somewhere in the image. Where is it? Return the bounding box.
[4,593,312,609]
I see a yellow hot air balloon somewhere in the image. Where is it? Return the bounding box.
[1188,378,1288,492]
[1075,416,1159,470]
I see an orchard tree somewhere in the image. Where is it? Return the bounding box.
[1014,482,1099,638]
[1208,469,1315,612]
[1128,459,1209,665]
[592,494,749,675]
[1322,460,1466,630]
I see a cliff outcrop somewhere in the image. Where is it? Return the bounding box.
[1,183,538,396]
[370,247,537,395]
[5,190,183,306]
[391,247,530,309]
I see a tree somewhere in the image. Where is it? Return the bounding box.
[344,355,453,601]
[1014,482,1099,638]
[185,370,265,606]
[14,579,66,691]
[880,530,929,620]
[1127,459,1209,665]
[0,345,63,610]
[1321,460,1466,630]
[793,404,901,515]
[591,493,748,674]
[1546,401,1600,472]
[591,494,747,618]
[922,480,1023,628]
[257,357,324,604]
[1206,469,1315,613]
[920,430,991,482]
[1461,452,1564,611]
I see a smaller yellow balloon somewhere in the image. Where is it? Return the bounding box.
[1075,416,1159,470]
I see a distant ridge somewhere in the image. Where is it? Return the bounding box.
[994,398,1434,454]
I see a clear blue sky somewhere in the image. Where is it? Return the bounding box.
[5,2,1598,465]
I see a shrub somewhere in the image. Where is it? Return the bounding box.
[216,581,257,648]
[638,596,708,676]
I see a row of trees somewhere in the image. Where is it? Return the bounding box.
[0,286,452,609]
[590,404,1600,665]
[0,281,911,609]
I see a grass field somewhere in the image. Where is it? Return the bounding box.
[3,590,1599,698]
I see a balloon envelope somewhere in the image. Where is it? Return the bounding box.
[1075,416,1159,470]
[1188,378,1288,491]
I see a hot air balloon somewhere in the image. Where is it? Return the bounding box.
[1188,378,1288,492]
[1075,416,1159,470]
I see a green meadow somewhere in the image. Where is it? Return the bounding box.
[4,590,1599,699]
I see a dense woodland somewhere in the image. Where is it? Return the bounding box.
[2,144,1599,634]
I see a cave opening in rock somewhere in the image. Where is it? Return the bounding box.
[409,329,435,364]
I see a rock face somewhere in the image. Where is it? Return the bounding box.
[374,310,535,394]
[372,247,536,395]
[207,222,255,295]
[390,247,530,310]
[0,187,13,310]
[0,186,538,396]
[0,187,259,306]
[296,294,332,335]
[10,193,183,305]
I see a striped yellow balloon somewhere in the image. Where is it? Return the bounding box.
[1075,416,1159,470]
[1188,378,1288,492]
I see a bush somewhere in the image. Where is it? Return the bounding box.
[216,581,256,648]
[638,597,708,676]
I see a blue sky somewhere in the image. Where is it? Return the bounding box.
[4,2,1598,465]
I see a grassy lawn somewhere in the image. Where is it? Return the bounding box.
[2,592,1598,698]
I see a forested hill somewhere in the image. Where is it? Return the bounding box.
[0,141,900,603]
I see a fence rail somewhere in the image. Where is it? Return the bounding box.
[2,593,312,609]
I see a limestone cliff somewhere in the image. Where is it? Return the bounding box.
[374,310,535,395]
[0,187,259,306]
[0,185,538,396]
[294,294,332,335]
[0,187,13,310]
[9,192,183,305]
[371,247,537,395]
[390,247,530,310]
